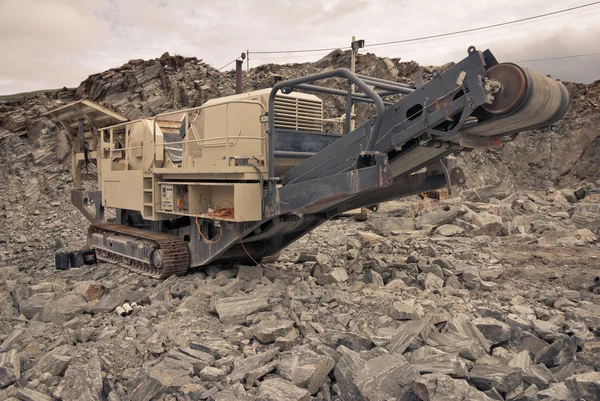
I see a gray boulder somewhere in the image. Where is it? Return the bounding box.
[469,363,523,393]
[259,378,310,401]
[20,293,54,319]
[413,373,495,401]
[39,294,88,323]
[253,319,295,343]
[473,317,512,345]
[228,348,279,383]
[215,296,270,324]
[0,350,20,389]
[278,345,335,394]
[236,265,264,281]
[537,382,575,400]
[334,346,367,401]
[565,372,600,401]
[535,335,576,368]
[367,216,414,236]
[53,350,103,401]
[355,353,419,401]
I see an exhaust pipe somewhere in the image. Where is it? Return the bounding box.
[235,59,243,94]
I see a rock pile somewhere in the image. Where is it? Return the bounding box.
[1,185,600,400]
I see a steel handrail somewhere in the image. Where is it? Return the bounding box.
[267,68,385,180]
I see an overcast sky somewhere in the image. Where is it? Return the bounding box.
[1,0,599,95]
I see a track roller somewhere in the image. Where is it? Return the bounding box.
[88,223,189,279]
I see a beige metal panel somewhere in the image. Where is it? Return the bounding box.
[149,121,165,168]
[44,99,127,134]
[201,88,321,107]
[201,89,324,133]
[195,101,264,167]
[232,183,261,221]
[102,170,144,212]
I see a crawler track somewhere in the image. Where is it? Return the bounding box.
[88,223,189,279]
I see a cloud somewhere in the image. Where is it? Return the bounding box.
[0,0,598,94]
[479,26,600,83]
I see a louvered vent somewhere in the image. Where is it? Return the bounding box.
[274,95,323,132]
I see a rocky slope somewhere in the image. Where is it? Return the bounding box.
[1,190,600,400]
[1,51,600,401]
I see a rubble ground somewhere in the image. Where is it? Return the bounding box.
[1,51,600,400]
[1,187,600,401]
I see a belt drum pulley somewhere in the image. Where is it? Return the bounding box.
[463,63,570,137]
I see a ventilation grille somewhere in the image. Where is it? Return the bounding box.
[274,95,323,132]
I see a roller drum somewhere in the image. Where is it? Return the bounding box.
[462,63,570,137]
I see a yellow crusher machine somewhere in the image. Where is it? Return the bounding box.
[47,47,569,279]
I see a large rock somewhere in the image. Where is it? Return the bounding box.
[212,383,255,401]
[447,314,491,354]
[34,350,72,377]
[0,327,32,352]
[565,372,600,401]
[334,346,367,401]
[523,363,553,390]
[53,350,103,401]
[472,317,512,345]
[215,296,270,324]
[189,337,237,358]
[422,329,486,361]
[247,360,278,384]
[363,269,384,287]
[313,265,349,285]
[253,319,295,343]
[537,382,575,400]
[0,290,15,319]
[39,294,88,323]
[387,318,430,354]
[509,329,549,356]
[415,207,467,229]
[532,319,561,341]
[198,366,227,382]
[321,331,371,351]
[278,345,335,394]
[469,363,523,393]
[535,335,576,368]
[410,354,468,378]
[0,350,20,389]
[228,349,279,383]
[236,265,264,281]
[355,353,419,401]
[367,216,414,236]
[259,378,310,401]
[511,384,539,401]
[167,348,214,376]
[389,300,423,320]
[566,302,600,330]
[413,373,495,401]
[419,272,444,290]
[462,186,496,202]
[472,212,503,228]
[433,224,464,237]
[20,293,55,319]
[89,285,138,313]
[70,281,106,301]
[16,388,52,401]
[128,357,194,401]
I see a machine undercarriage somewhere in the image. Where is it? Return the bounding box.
[47,47,569,279]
